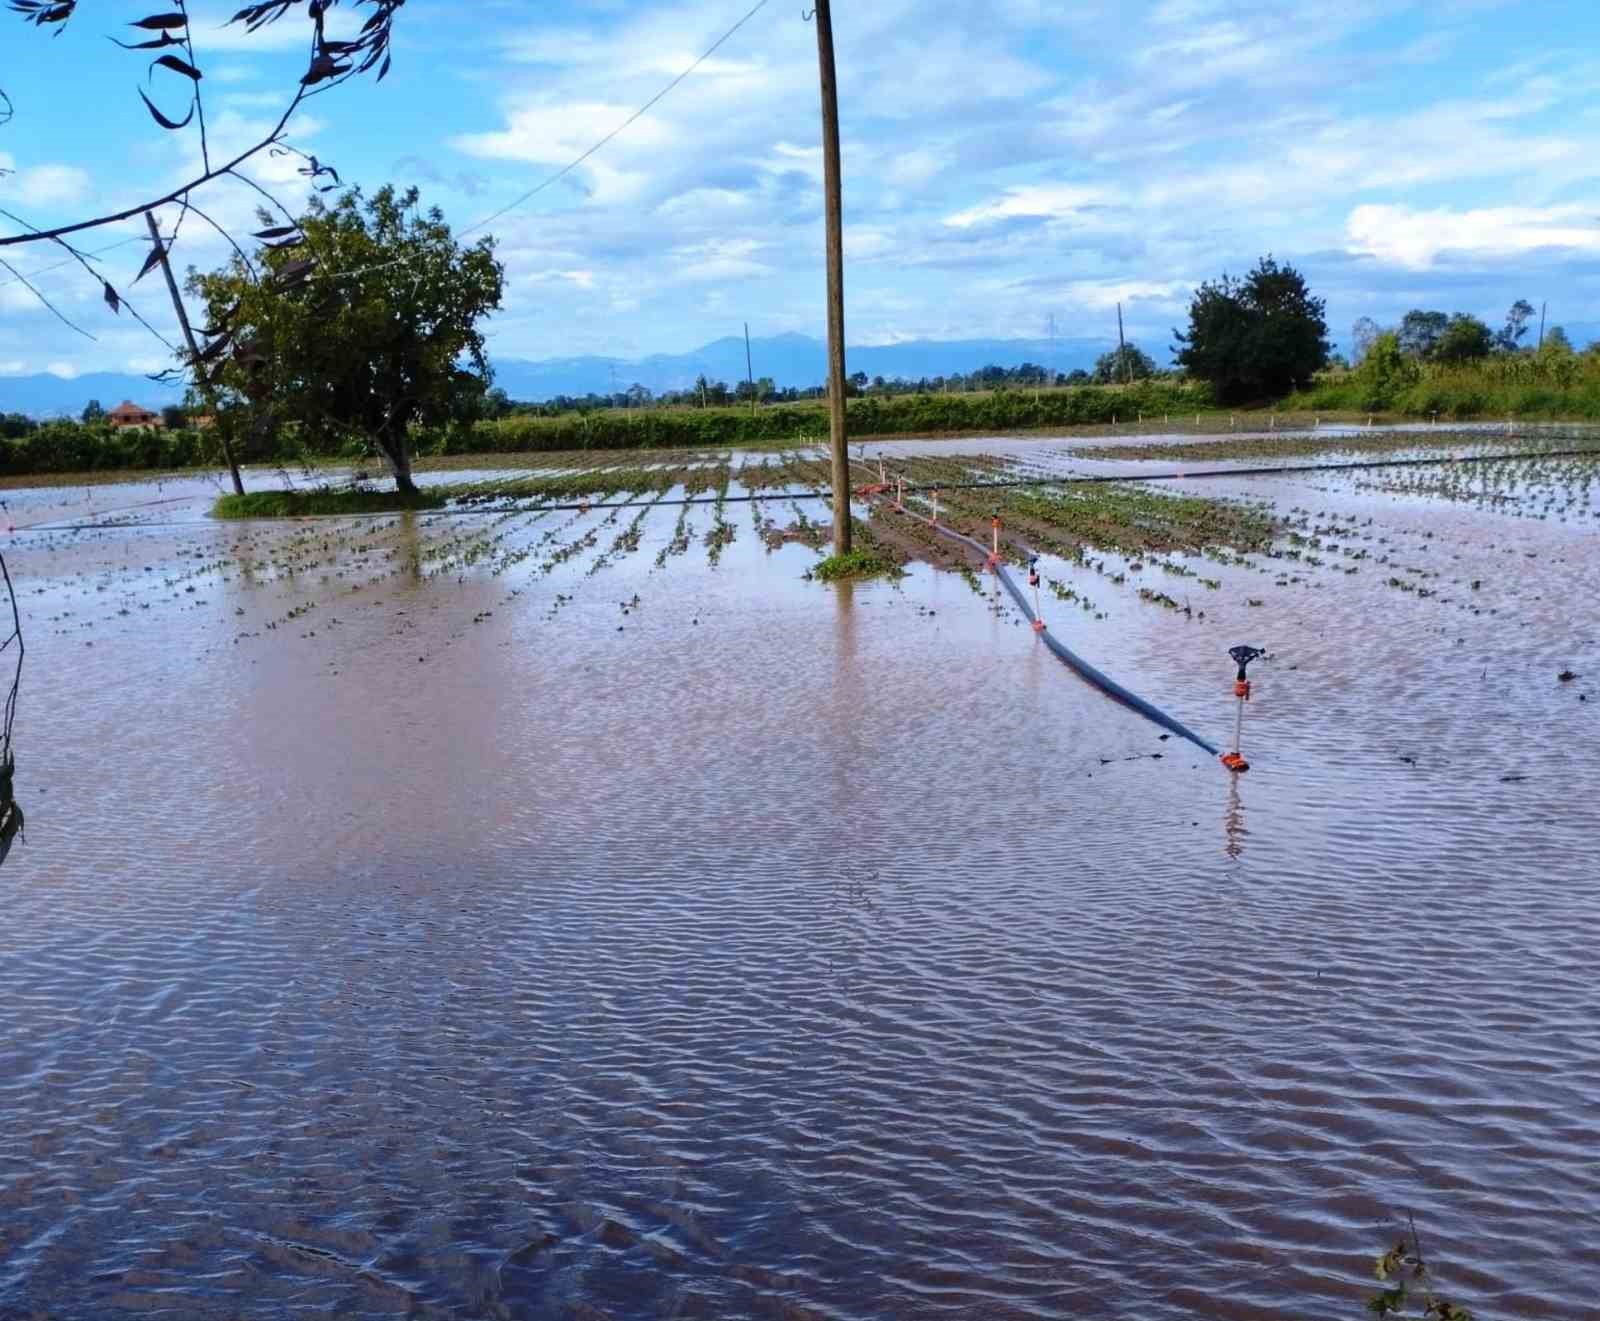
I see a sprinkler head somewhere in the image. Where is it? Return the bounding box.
[1229,644,1266,682]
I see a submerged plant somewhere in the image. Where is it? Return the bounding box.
[1366,1219,1473,1320]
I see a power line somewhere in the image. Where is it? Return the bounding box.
[303,0,777,288]
[0,235,146,292]
[460,0,776,239]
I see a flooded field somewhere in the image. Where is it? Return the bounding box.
[2,427,1597,1319]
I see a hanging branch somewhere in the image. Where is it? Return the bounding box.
[0,0,404,251]
[0,547,24,869]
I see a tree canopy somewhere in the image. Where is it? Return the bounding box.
[1397,310,1448,359]
[1497,299,1535,353]
[1093,343,1156,384]
[1433,314,1495,364]
[1172,255,1328,402]
[191,185,503,493]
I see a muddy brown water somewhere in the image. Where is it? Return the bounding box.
[2,436,1598,1318]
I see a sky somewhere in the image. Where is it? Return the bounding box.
[3,0,1600,382]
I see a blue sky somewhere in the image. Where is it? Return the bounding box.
[3,0,1600,381]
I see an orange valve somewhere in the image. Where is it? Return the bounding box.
[1225,644,1266,772]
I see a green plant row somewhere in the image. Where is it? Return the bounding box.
[448,382,1215,454]
[0,421,217,475]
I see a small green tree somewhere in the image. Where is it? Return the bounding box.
[191,184,503,494]
[1093,343,1156,384]
[1173,255,1328,402]
[1434,314,1494,363]
[80,399,104,423]
[1398,310,1449,359]
[1496,298,1535,352]
[1352,330,1419,407]
[1540,325,1574,356]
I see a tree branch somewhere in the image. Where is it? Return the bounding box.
[0,207,180,354]
[0,89,308,249]
[0,254,96,340]
[171,197,258,282]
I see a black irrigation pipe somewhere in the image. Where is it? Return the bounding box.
[7,445,1600,534]
[877,496,1223,759]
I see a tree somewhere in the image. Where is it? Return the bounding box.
[1,1,405,383]
[1350,316,1381,365]
[1353,330,1420,406]
[1397,310,1448,359]
[1541,325,1574,355]
[1173,255,1328,402]
[191,185,503,494]
[1434,314,1494,364]
[1093,343,1155,384]
[1497,299,1535,352]
[80,399,104,423]
[160,404,188,430]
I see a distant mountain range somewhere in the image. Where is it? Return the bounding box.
[1,333,1116,418]
[7,323,1595,418]
[489,332,1115,401]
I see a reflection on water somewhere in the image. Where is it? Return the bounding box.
[1,452,1598,1319]
[1224,775,1248,861]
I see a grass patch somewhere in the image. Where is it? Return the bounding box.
[1077,430,1563,464]
[812,549,903,581]
[214,487,447,518]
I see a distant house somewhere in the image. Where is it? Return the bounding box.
[107,400,163,430]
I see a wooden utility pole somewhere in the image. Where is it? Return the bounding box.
[145,210,244,495]
[812,0,851,556]
[744,321,756,417]
[1116,301,1129,384]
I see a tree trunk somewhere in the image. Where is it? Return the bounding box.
[377,428,418,495]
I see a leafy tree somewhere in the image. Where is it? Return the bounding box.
[1173,255,1328,402]
[160,405,188,430]
[1497,298,1535,352]
[1434,314,1494,363]
[1350,316,1381,365]
[0,413,33,439]
[80,399,104,423]
[1398,310,1448,359]
[1541,325,1574,355]
[191,185,503,494]
[1,0,405,370]
[1064,368,1091,385]
[1352,330,1419,406]
[1093,343,1156,384]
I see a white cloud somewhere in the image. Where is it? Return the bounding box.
[1346,203,1600,268]
[0,159,92,209]
[944,184,1107,229]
